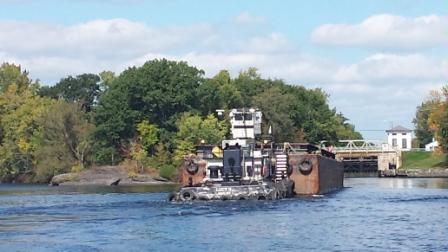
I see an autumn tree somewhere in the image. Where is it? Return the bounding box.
[0,63,37,93]
[427,87,448,153]
[0,84,53,181]
[413,95,439,147]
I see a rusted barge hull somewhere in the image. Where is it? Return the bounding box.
[169,108,344,202]
[289,154,344,195]
[170,153,343,202]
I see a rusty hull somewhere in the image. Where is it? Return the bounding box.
[288,154,344,195]
[179,160,207,187]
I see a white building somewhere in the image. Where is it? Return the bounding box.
[425,138,439,151]
[386,125,412,151]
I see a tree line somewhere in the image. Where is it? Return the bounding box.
[413,86,448,153]
[0,59,361,183]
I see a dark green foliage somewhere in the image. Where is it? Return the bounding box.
[159,164,177,180]
[253,86,296,142]
[34,102,94,182]
[253,80,361,144]
[38,74,101,112]
[196,78,222,115]
[197,70,243,114]
[233,67,275,107]
[91,141,120,165]
[93,59,204,161]
[0,60,363,182]
[439,104,448,153]
[413,102,435,147]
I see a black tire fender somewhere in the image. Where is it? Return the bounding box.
[179,189,196,201]
[298,158,313,175]
[185,160,198,175]
[167,192,177,202]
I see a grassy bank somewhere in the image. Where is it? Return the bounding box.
[402,151,447,169]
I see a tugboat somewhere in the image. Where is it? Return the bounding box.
[169,108,344,202]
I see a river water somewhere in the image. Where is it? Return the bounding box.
[1,178,447,252]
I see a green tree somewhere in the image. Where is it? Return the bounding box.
[173,113,227,162]
[197,70,243,115]
[136,120,159,154]
[414,86,448,154]
[93,59,204,163]
[196,78,221,115]
[0,84,53,181]
[427,86,448,153]
[413,101,436,147]
[254,83,361,144]
[233,68,275,107]
[154,142,171,166]
[34,101,94,182]
[98,71,116,92]
[440,86,448,153]
[38,74,101,112]
[0,63,36,93]
[253,86,296,142]
[333,113,363,140]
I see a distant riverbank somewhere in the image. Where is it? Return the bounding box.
[402,151,447,169]
[50,166,175,186]
[398,151,448,178]
[396,168,448,178]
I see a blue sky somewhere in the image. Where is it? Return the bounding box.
[0,0,447,140]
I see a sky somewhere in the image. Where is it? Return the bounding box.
[0,0,446,141]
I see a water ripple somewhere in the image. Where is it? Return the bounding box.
[1,178,448,251]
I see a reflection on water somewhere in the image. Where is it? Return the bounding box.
[0,183,178,195]
[1,178,448,251]
[346,177,448,189]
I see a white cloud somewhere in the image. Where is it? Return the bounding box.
[311,14,448,49]
[234,12,266,24]
[0,19,215,59]
[0,18,296,82]
[333,54,448,84]
[0,16,446,140]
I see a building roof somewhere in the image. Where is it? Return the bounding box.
[386,125,412,133]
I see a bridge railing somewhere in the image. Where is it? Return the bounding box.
[331,140,399,153]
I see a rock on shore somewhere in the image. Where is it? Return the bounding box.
[50,166,173,186]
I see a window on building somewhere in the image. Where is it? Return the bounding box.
[402,139,407,149]
[392,133,397,135]
[392,138,397,147]
[402,133,407,136]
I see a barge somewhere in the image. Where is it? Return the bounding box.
[169,108,343,202]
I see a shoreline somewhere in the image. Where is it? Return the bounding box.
[49,165,175,186]
[381,167,448,178]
